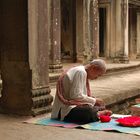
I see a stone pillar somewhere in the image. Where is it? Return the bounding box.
[83,0,91,63]
[76,0,84,62]
[136,12,140,58]
[28,0,53,115]
[114,0,129,63]
[92,0,99,58]
[0,0,32,114]
[83,0,99,64]
[0,0,53,115]
[49,0,62,73]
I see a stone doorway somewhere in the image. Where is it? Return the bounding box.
[129,4,137,59]
[61,0,76,63]
[98,2,111,59]
[99,7,106,57]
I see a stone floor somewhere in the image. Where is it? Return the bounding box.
[1,61,140,140]
[0,114,140,140]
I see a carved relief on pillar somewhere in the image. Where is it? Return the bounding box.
[49,0,62,73]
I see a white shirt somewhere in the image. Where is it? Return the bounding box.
[51,66,96,120]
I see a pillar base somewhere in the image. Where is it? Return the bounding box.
[49,63,63,73]
[113,56,129,63]
[136,54,140,59]
[31,87,53,116]
[0,87,53,116]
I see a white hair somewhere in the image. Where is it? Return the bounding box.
[90,59,106,72]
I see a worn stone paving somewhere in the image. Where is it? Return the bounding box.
[1,61,140,140]
[0,114,140,140]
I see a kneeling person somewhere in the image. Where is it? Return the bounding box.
[51,59,112,124]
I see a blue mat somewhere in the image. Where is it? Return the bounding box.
[25,118,140,136]
[82,119,140,136]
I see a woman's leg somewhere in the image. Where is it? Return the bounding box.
[64,105,99,124]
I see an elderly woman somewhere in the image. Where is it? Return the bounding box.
[51,59,112,124]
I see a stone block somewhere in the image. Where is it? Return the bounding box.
[130,104,140,116]
[135,98,140,104]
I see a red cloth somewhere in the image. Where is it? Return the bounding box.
[99,115,111,122]
[116,116,140,127]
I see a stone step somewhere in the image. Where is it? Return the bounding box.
[49,61,140,85]
[104,63,140,77]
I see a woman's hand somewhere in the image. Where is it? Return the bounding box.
[95,98,105,106]
[97,109,112,116]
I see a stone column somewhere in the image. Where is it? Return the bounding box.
[92,0,99,58]
[136,12,140,58]
[49,0,62,73]
[0,0,53,115]
[76,0,84,62]
[28,0,53,115]
[83,0,99,64]
[0,0,32,114]
[114,0,129,63]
